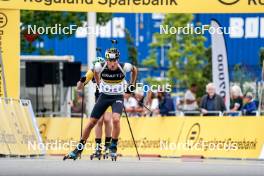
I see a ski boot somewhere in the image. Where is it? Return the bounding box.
[109,144,117,162]
[63,142,84,161]
[90,143,102,160]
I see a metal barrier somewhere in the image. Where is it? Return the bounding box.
[36,110,264,118]
[223,111,242,116]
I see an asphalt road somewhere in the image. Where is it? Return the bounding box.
[0,156,263,176]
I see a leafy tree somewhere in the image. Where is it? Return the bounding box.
[260,47,264,70]
[142,14,210,97]
[21,11,112,54]
[142,48,158,68]
[233,64,255,92]
[124,28,138,66]
[197,47,212,97]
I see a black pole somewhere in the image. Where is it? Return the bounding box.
[52,84,55,112]
[96,48,102,57]
[132,94,153,115]
[36,87,39,115]
[123,106,141,160]
[80,88,85,138]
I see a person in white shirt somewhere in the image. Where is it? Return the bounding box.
[145,90,160,116]
[184,84,198,115]
[124,92,139,117]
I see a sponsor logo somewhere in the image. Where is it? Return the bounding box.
[218,0,240,5]
[219,0,264,6]
[186,123,200,148]
[230,17,264,39]
[0,13,8,28]
[116,100,123,104]
[0,12,7,53]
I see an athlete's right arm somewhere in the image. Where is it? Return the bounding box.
[76,61,103,90]
[76,69,94,90]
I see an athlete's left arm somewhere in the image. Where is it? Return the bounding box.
[123,63,138,85]
[130,65,138,85]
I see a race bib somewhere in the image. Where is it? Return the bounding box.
[99,81,125,94]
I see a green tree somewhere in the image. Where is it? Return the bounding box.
[233,64,255,92]
[21,11,112,54]
[142,14,209,97]
[198,47,212,97]
[260,47,264,70]
[124,28,138,66]
[142,48,158,68]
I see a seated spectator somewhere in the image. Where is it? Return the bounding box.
[124,92,139,117]
[200,83,226,116]
[184,84,199,116]
[158,91,175,116]
[229,85,243,116]
[242,92,257,116]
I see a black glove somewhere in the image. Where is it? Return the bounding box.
[80,76,86,83]
[125,84,136,94]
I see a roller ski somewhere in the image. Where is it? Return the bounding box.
[63,141,85,161]
[109,144,118,162]
[63,150,81,161]
[102,145,110,160]
[90,144,102,160]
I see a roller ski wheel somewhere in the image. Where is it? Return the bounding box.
[109,145,117,162]
[90,146,102,160]
[90,152,102,160]
[103,153,109,160]
[63,151,81,161]
[103,148,110,160]
[110,153,117,162]
[110,147,117,161]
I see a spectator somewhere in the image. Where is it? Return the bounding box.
[133,88,145,116]
[230,85,243,111]
[184,84,198,116]
[200,83,226,116]
[145,91,159,116]
[158,91,175,116]
[242,92,257,116]
[124,92,139,117]
[229,85,243,116]
[70,91,86,117]
[176,97,184,112]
